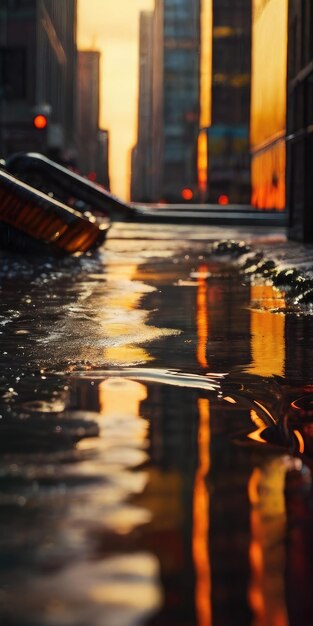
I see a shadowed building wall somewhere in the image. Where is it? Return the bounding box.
[0,0,77,159]
[287,0,313,241]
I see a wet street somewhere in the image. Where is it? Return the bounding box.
[1,223,313,626]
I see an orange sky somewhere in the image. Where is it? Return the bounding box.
[77,0,154,200]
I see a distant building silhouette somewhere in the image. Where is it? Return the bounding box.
[77,50,100,177]
[131,11,153,202]
[77,50,109,186]
[0,0,77,161]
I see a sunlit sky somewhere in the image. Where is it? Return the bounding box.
[78,0,154,200]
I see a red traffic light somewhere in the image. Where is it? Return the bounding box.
[181,188,193,201]
[218,194,229,206]
[33,114,48,129]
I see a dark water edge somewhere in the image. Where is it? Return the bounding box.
[0,225,313,626]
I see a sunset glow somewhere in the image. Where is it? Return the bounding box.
[78,0,154,200]
[250,0,288,210]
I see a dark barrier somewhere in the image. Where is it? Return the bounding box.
[0,169,109,255]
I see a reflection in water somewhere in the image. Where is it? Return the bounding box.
[248,462,289,626]
[193,399,212,626]
[197,264,210,369]
[249,285,285,377]
[198,130,209,199]
[194,265,212,624]
[1,230,313,626]
[101,261,155,365]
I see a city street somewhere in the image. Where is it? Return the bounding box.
[0,222,313,626]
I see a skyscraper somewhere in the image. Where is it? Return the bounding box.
[131,11,154,202]
[150,0,200,202]
[77,50,100,177]
[208,0,251,204]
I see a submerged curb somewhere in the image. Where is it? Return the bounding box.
[211,239,313,306]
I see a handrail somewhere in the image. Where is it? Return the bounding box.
[5,152,137,221]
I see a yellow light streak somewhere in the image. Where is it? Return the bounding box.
[249,285,285,377]
[250,0,288,210]
[293,430,305,454]
[197,130,208,196]
[193,398,212,626]
[223,396,237,404]
[196,264,209,369]
[247,462,289,626]
[199,0,212,129]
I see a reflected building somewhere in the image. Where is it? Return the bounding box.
[250,0,288,210]
[208,0,251,205]
[287,0,313,241]
[150,0,200,202]
[0,0,77,160]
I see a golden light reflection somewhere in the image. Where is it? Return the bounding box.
[101,261,152,365]
[199,0,212,129]
[98,377,147,417]
[248,462,289,626]
[293,430,305,454]
[223,396,237,404]
[197,130,208,198]
[196,264,209,369]
[250,0,288,210]
[251,140,286,210]
[249,285,285,377]
[193,398,212,626]
[247,409,271,445]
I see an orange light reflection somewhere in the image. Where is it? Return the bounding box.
[193,398,212,626]
[98,377,147,417]
[199,0,212,129]
[293,429,305,454]
[248,463,289,626]
[197,130,208,196]
[250,0,288,210]
[196,264,209,369]
[249,285,285,378]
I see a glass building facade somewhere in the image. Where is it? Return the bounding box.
[162,0,200,201]
[208,0,251,205]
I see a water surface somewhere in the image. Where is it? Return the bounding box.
[0,224,313,626]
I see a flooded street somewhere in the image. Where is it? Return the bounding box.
[1,224,313,626]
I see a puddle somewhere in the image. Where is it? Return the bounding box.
[1,226,313,626]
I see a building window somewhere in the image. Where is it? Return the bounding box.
[0,48,26,99]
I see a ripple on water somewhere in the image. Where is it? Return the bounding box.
[1,553,162,626]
